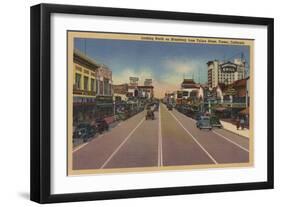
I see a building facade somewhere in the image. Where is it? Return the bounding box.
[96,65,113,96]
[207,58,246,88]
[73,49,99,124]
[137,86,154,99]
[112,84,129,102]
[180,79,200,100]
[72,49,114,125]
[95,65,114,119]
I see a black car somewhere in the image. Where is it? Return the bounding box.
[210,115,223,128]
[73,122,96,142]
[95,119,109,134]
[146,109,155,120]
[167,104,173,111]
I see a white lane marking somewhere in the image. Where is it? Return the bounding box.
[172,109,196,123]
[100,117,145,169]
[168,109,218,164]
[72,133,106,153]
[213,130,249,152]
[72,112,145,153]
[73,142,89,153]
[173,110,249,152]
[158,105,163,166]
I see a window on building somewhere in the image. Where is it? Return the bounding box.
[96,80,99,93]
[183,91,189,97]
[84,76,89,91]
[104,78,109,95]
[75,73,81,89]
[177,92,183,98]
[99,80,104,95]
[91,78,95,92]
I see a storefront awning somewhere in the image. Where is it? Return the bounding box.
[214,107,227,112]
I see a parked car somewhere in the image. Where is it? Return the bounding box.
[146,109,155,120]
[73,122,96,142]
[117,112,128,121]
[196,116,212,130]
[210,115,223,128]
[95,119,109,134]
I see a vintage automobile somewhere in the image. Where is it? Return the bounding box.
[146,109,155,120]
[95,119,109,134]
[167,104,173,111]
[210,115,223,128]
[73,122,97,142]
[116,112,128,121]
[196,116,212,130]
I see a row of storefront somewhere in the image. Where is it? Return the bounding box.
[72,49,154,127]
[72,49,114,126]
[164,75,250,127]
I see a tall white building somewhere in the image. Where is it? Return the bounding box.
[207,58,246,88]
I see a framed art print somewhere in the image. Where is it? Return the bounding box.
[30,3,274,203]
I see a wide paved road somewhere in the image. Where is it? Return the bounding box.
[73,103,249,170]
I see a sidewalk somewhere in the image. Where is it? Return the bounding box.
[220,120,250,138]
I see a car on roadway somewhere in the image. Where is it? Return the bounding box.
[167,104,173,111]
[146,109,155,120]
[210,115,223,128]
[196,116,212,130]
[95,119,109,134]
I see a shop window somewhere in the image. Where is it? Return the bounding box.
[75,73,81,89]
[91,78,95,92]
[84,76,89,91]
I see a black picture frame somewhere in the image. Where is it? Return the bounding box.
[30,3,274,204]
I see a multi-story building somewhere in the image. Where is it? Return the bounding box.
[137,85,154,99]
[73,49,99,123]
[207,58,246,88]
[96,65,112,96]
[126,78,154,100]
[73,49,98,97]
[112,84,129,102]
[181,79,200,100]
[95,65,114,119]
[73,49,114,124]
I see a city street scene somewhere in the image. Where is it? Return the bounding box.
[68,32,253,174]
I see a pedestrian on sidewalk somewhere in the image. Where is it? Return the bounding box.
[236,116,240,130]
[240,117,245,130]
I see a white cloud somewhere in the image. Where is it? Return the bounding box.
[111,57,206,98]
[160,58,203,85]
[165,59,195,74]
[112,67,154,85]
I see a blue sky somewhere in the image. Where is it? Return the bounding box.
[74,37,249,98]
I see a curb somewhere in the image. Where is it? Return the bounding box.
[220,127,250,139]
